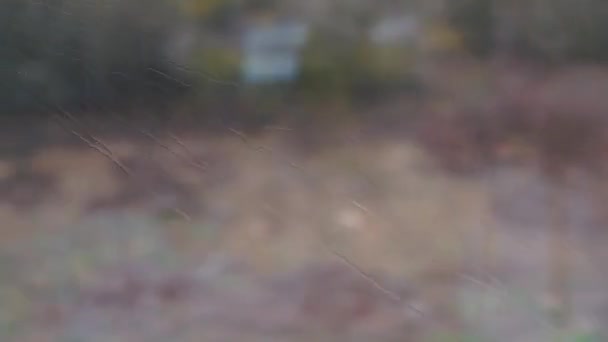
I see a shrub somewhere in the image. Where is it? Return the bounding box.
[296,32,420,105]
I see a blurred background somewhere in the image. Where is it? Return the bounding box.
[2,0,608,341]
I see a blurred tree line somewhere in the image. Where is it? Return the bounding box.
[447,0,608,62]
[0,0,183,114]
[1,0,607,117]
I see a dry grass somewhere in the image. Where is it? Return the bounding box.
[4,63,608,340]
[0,126,493,340]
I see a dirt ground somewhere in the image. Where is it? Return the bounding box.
[1,115,608,341]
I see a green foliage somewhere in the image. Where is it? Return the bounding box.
[296,35,358,102]
[193,48,241,85]
[190,47,240,98]
[296,32,419,105]
[179,0,229,17]
[179,0,242,30]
